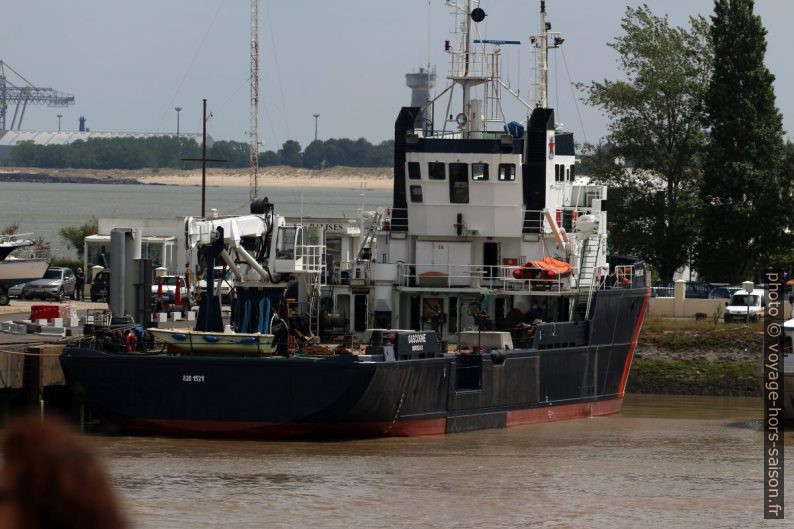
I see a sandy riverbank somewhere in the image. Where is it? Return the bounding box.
[0,166,394,189]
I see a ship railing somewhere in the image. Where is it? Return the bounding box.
[386,207,601,234]
[612,264,638,289]
[380,208,407,232]
[395,262,570,293]
[326,259,368,286]
[294,244,326,277]
[423,130,462,139]
[449,50,499,81]
[0,232,35,242]
[522,207,601,234]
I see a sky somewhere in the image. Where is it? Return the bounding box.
[1,0,792,151]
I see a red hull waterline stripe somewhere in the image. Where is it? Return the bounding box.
[506,397,623,427]
[118,417,448,439]
[117,398,624,439]
[618,287,650,398]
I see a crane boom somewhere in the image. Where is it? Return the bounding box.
[0,61,75,130]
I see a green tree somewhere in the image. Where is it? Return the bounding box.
[58,216,98,258]
[259,150,281,167]
[580,6,712,280]
[302,140,325,169]
[278,140,302,167]
[209,140,249,168]
[695,0,790,283]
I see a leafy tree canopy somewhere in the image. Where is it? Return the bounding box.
[580,5,712,280]
[695,0,791,282]
[59,216,98,259]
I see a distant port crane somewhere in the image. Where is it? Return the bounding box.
[0,61,75,131]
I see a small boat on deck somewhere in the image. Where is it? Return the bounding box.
[148,327,277,356]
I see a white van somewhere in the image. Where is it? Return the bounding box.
[723,288,764,323]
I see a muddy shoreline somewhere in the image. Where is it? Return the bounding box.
[628,323,762,397]
[0,172,150,185]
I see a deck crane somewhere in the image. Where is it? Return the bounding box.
[185,198,325,340]
[0,61,75,130]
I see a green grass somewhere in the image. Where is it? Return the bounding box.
[627,358,759,396]
[640,316,762,350]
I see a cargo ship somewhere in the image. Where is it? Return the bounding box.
[61,1,650,439]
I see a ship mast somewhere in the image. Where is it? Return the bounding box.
[538,1,548,108]
[446,0,488,138]
[532,0,563,109]
[461,0,473,133]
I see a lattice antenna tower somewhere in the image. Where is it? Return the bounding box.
[249,0,260,202]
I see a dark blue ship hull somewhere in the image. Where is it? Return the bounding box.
[60,287,649,439]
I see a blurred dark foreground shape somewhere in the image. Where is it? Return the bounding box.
[0,415,127,529]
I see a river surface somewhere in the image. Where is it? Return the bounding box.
[96,395,775,529]
[0,181,392,257]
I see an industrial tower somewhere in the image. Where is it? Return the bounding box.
[405,67,436,129]
[0,61,75,131]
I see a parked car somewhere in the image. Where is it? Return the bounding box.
[7,282,28,298]
[22,266,76,301]
[90,269,110,302]
[708,285,742,299]
[723,288,764,323]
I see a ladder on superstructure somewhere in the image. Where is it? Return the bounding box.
[356,209,384,261]
[573,234,602,320]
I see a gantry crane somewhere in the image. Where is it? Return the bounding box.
[0,61,75,131]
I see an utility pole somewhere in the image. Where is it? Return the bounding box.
[182,99,226,217]
[56,114,62,131]
[175,106,182,137]
[313,113,320,142]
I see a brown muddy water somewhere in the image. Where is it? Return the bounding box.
[98,395,773,529]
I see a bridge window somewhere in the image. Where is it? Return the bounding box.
[428,162,446,180]
[409,185,423,203]
[555,164,564,182]
[449,163,469,204]
[472,162,489,181]
[408,161,421,180]
[498,163,516,181]
[570,163,576,181]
